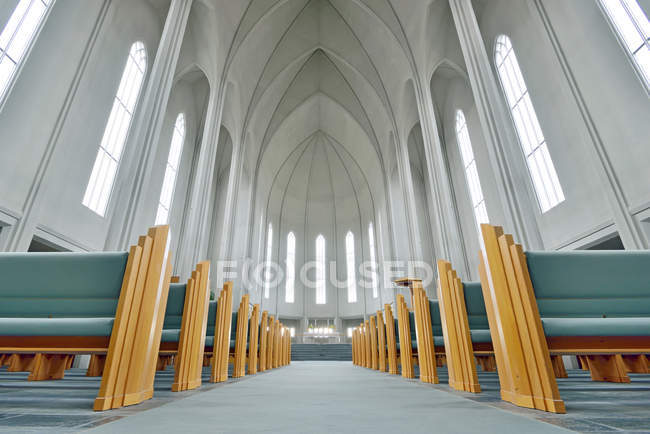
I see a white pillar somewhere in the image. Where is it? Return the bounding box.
[106,0,193,250]
[176,86,223,277]
[449,0,543,249]
[416,79,471,277]
[394,135,424,264]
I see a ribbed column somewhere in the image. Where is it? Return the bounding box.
[106,0,194,250]
[449,0,542,249]
[395,136,424,264]
[176,87,223,277]
[416,82,470,277]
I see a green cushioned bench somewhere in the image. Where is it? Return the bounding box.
[480,223,650,413]
[0,225,172,411]
[158,262,211,392]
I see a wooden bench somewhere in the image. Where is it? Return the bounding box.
[0,225,172,411]
[353,310,389,372]
[479,223,650,413]
[247,304,261,375]
[157,261,211,392]
[436,260,493,393]
[208,282,234,383]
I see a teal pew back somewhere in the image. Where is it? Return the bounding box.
[463,282,489,329]
[162,283,186,330]
[0,252,128,318]
[526,250,650,337]
[526,251,650,318]
[205,301,217,337]
[428,300,443,335]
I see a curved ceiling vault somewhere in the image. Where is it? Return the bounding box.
[220,0,419,173]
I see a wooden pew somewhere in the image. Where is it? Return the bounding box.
[436,260,489,393]
[363,320,371,369]
[232,294,250,377]
[0,225,172,411]
[266,315,275,370]
[352,328,356,365]
[248,304,260,375]
[392,294,415,379]
[384,304,399,375]
[395,279,439,384]
[209,282,234,383]
[369,316,379,370]
[272,319,280,369]
[158,261,211,392]
[376,310,387,372]
[259,311,269,371]
[477,223,650,413]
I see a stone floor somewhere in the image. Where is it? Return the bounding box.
[0,363,649,432]
[0,365,238,432]
[431,367,650,432]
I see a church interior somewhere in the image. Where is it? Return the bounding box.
[0,0,650,432]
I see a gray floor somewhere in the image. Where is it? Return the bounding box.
[3,362,650,433]
[87,362,569,434]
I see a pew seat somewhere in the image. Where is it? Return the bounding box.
[479,223,650,414]
[469,329,492,343]
[541,317,650,337]
[0,226,172,411]
[0,318,114,336]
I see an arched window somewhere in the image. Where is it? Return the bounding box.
[368,222,378,299]
[495,35,565,213]
[455,110,489,229]
[0,0,53,101]
[83,42,147,216]
[315,234,326,304]
[599,0,649,90]
[264,223,273,299]
[345,231,357,303]
[285,232,295,303]
[155,113,185,225]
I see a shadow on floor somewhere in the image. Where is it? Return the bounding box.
[0,366,242,432]
[409,366,650,433]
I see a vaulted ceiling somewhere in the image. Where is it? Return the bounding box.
[186,0,458,182]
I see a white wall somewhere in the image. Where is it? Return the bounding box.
[474,0,649,250]
[0,0,165,250]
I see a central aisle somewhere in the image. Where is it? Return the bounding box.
[90,362,569,433]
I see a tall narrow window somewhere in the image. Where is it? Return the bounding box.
[0,0,53,101]
[345,231,357,303]
[155,113,185,225]
[455,110,489,229]
[83,42,147,216]
[495,35,565,213]
[368,222,378,299]
[285,232,295,303]
[315,234,326,304]
[600,0,650,89]
[264,223,273,299]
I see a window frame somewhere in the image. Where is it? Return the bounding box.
[264,222,273,299]
[493,34,565,214]
[345,231,357,304]
[285,231,296,304]
[82,41,148,217]
[454,109,489,232]
[315,234,326,305]
[0,0,55,111]
[597,0,650,94]
[368,222,378,299]
[155,112,186,225]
